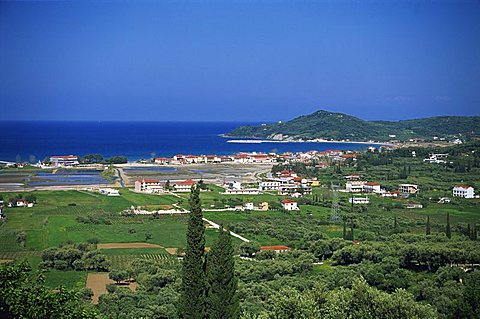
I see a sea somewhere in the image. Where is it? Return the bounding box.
[0,121,380,162]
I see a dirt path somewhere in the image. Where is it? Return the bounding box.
[86,273,113,304]
[202,218,250,242]
[97,242,164,249]
[86,273,137,304]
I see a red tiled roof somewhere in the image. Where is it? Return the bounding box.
[260,245,290,251]
[365,182,380,186]
[175,179,196,186]
[454,185,473,189]
[281,199,296,204]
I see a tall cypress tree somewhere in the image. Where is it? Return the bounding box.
[446,212,451,239]
[179,186,206,319]
[342,218,347,240]
[426,216,431,235]
[206,226,239,319]
[394,217,398,229]
[350,222,354,241]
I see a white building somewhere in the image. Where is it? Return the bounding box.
[345,181,366,193]
[259,181,281,191]
[135,179,163,193]
[281,199,299,211]
[244,202,255,210]
[363,182,381,193]
[399,184,419,194]
[349,197,370,205]
[452,185,475,199]
[99,188,120,196]
[173,179,196,192]
[223,188,259,195]
[423,153,448,164]
[49,155,79,167]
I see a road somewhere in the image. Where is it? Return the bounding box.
[202,217,250,242]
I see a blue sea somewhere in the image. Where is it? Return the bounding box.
[0,121,379,162]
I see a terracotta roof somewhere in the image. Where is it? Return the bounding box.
[175,179,195,186]
[260,245,290,251]
[454,185,473,189]
[281,199,297,204]
[365,182,380,186]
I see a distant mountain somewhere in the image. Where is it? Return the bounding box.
[226,110,480,142]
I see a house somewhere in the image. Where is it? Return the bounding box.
[260,246,290,253]
[345,174,362,181]
[154,157,171,165]
[281,199,299,211]
[345,181,366,193]
[310,180,320,187]
[244,202,255,210]
[225,180,242,190]
[291,192,303,198]
[452,185,475,199]
[258,202,269,211]
[173,179,196,192]
[223,188,259,195]
[438,197,451,204]
[405,203,423,209]
[399,184,419,194]
[363,182,381,193]
[99,188,120,196]
[135,179,163,193]
[349,197,370,204]
[13,199,34,208]
[423,153,448,164]
[381,191,400,198]
[49,155,79,167]
[259,181,281,191]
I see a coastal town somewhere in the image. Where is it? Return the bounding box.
[1,143,477,213]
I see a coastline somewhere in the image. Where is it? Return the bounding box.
[223,136,391,146]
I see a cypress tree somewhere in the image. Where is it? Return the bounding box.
[446,212,451,239]
[467,223,471,239]
[350,222,354,241]
[426,216,431,235]
[342,218,347,240]
[179,186,206,319]
[394,217,398,229]
[205,226,239,319]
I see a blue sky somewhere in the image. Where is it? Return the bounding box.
[1,0,479,122]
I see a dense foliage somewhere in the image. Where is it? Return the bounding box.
[227,109,480,141]
[0,262,101,318]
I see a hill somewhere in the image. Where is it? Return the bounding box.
[226,110,480,142]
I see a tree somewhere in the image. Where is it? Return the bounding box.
[179,185,206,319]
[205,226,239,319]
[165,180,171,191]
[239,241,260,258]
[426,216,431,235]
[446,213,451,239]
[394,217,398,229]
[145,232,152,241]
[350,222,354,241]
[109,270,128,284]
[321,277,438,318]
[0,262,101,318]
[342,218,347,240]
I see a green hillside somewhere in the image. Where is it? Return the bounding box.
[227,110,480,142]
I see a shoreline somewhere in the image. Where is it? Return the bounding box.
[226,139,389,145]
